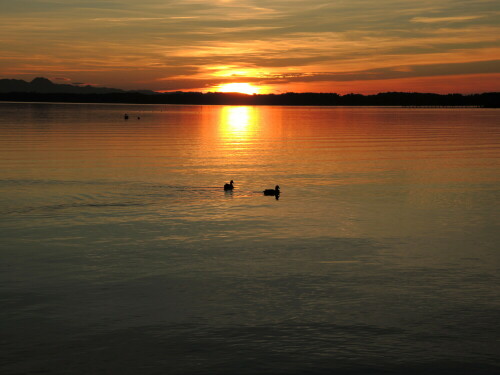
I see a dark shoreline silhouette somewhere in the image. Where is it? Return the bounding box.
[1,91,498,107]
[0,78,498,107]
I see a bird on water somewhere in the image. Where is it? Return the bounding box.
[263,185,280,196]
[224,180,234,191]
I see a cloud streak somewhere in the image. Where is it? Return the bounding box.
[411,15,485,23]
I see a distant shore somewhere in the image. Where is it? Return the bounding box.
[0,91,498,107]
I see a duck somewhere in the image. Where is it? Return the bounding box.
[224,180,234,191]
[263,185,280,196]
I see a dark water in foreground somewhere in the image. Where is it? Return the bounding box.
[0,103,499,374]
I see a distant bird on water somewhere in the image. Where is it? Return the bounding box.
[263,185,280,196]
[224,180,234,191]
[124,114,129,120]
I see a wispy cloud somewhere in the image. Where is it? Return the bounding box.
[91,17,200,22]
[411,15,484,23]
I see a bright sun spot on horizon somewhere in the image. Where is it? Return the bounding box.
[216,82,260,95]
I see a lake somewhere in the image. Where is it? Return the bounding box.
[0,103,499,374]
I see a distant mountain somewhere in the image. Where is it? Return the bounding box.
[0,77,157,95]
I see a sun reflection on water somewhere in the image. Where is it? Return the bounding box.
[219,106,257,139]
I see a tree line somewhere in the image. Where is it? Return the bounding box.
[0,91,498,107]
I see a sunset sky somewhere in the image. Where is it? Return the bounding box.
[1,0,499,93]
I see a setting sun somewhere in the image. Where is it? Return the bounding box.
[216,82,260,95]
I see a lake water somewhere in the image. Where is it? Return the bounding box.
[0,103,499,374]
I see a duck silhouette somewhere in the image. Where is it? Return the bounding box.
[263,185,280,196]
[224,180,234,191]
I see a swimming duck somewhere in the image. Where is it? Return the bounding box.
[263,185,280,196]
[224,180,234,191]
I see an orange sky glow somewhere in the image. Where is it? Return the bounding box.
[1,1,499,94]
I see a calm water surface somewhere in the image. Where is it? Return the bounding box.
[1,103,499,374]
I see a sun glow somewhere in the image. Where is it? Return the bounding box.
[216,82,260,95]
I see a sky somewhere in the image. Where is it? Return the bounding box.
[1,0,499,93]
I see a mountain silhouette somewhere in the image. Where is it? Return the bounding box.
[0,77,156,95]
